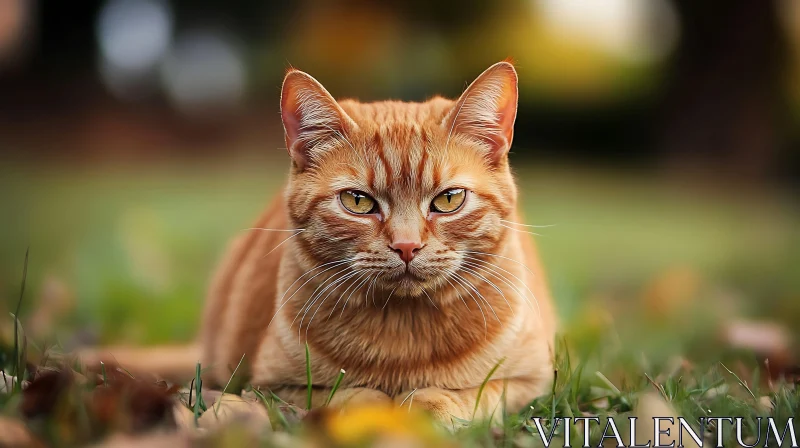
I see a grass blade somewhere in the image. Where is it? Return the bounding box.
[13,248,29,391]
[325,369,346,406]
[215,354,246,416]
[193,362,206,426]
[551,369,558,428]
[473,358,505,420]
[720,362,756,400]
[251,387,288,431]
[595,371,621,395]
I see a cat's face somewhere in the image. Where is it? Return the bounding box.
[281,62,519,301]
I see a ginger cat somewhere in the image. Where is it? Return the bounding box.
[85,61,556,423]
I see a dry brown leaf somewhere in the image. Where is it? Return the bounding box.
[756,396,774,413]
[172,403,196,431]
[722,319,794,379]
[88,376,177,432]
[20,369,73,419]
[197,393,271,432]
[723,320,792,359]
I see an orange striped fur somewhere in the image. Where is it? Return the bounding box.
[87,62,557,423]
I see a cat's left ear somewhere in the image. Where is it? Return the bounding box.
[442,61,518,162]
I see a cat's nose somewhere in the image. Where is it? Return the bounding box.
[389,241,423,264]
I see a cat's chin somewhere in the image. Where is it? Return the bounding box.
[383,273,440,299]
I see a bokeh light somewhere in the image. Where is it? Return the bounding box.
[97,0,173,99]
[159,29,246,115]
[533,0,679,64]
[0,0,34,66]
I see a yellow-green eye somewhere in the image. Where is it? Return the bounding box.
[339,190,377,214]
[431,188,466,213]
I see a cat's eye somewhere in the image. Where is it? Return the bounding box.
[339,190,377,214]
[431,188,466,213]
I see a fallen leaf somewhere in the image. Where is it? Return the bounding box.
[172,403,195,431]
[197,393,271,432]
[20,369,73,419]
[756,396,774,413]
[722,319,792,362]
[88,375,177,432]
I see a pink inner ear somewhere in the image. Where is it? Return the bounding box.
[280,79,311,168]
[495,80,518,147]
[281,101,302,151]
[445,62,519,160]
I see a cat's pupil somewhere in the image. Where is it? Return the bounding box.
[354,195,361,205]
[446,193,452,203]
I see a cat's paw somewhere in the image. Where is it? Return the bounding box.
[395,388,466,424]
[328,387,392,409]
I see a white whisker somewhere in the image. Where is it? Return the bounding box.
[449,274,488,337]
[399,388,418,408]
[338,270,377,317]
[499,220,557,229]
[268,258,356,328]
[262,229,305,258]
[305,268,362,320]
[307,269,374,339]
[499,223,542,237]
[456,250,537,277]
[326,269,372,320]
[462,260,528,307]
[420,287,438,310]
[381,285,399,310]
[296,268,357,330]
[440,273,470,311]
[461,256,541,317]
[367,274,380,307]
[245,227,306,232]
[454,273,499,322]
[460,265,514,315]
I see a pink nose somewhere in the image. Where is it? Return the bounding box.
[390,241,423,264]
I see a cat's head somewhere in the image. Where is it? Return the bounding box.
[281,62,520,301]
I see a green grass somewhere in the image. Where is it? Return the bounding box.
[0,158,798,445]
[2,315,796,446]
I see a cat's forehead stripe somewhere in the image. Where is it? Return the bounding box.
[373,131,393,182]
[417,130,429,186]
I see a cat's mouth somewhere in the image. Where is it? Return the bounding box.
[399,270,423,281]
[380,264,437,297]
[385,266,424,282]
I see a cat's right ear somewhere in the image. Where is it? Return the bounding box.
[280,69,357,170]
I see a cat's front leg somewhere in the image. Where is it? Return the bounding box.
[395,378,545,425]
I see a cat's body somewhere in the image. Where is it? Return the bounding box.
[85,62,556,422]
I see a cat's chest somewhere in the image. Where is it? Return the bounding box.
[264,260,526,393]
[292,301,519,393]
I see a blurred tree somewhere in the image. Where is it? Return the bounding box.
[660,0,789,180]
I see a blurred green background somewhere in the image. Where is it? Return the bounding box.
[0,0,799,366]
